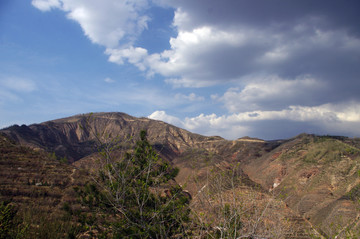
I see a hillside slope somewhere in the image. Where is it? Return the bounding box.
[0,133,89,238]
[0,131,311,238]
[2,113,360,237]
[244,134,360,237]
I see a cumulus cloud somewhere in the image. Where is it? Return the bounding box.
[32,0,61,11]
[219,75,326,112]
[106,46,149,71]
[32,0,150,48]
[148,110,184,127]
[108,25,270,87]
[149,102,360,139]
[105,7,360,100]
[148,110,251,139]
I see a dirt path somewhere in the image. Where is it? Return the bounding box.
[69,168,76,183]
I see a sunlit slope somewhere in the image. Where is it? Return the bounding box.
[244,134,360,237]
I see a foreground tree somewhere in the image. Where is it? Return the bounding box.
[77,129,191,238]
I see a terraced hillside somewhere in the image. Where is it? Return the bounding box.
[0,133,89,238]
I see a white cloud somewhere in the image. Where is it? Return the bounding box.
[148,111,250,138]
[148,110,184,127]
[172,8,190,30]
[219,75,325,112]
[32,0,150,48]
[107,24,267,87]
[147,25,252,79]
[148,102,360,139]
[106,46,148,71]
[107,15,360,92]
[31,0,61,11]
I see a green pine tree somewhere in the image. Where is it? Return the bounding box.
[78,130,190,238]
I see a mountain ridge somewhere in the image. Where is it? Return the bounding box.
[2,112,245,164]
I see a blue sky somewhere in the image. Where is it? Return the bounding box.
[1,0,360,140]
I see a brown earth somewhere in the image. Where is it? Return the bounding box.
[0,133,90,238]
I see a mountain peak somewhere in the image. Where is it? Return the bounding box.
[44,112,135,124]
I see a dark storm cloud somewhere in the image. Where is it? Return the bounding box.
[168,0,360,33]
[150,0,360,109]
[104,0,360,97]
[243,119,360,140]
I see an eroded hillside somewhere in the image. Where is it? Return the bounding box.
[244,134,360,237]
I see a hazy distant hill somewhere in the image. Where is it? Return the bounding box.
[2,112,360,238]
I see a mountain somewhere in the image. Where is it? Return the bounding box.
[1,112,360,238]
[2,112,226,162]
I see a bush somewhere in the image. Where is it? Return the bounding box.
[0,201,27,239]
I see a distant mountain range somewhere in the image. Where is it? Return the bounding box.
[1,112,360,238]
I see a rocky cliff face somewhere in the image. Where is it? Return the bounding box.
[2,112,360,238]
